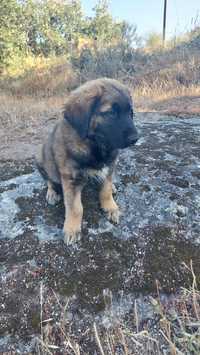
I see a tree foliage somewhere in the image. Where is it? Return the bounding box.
[145,32,163,51]
[0,0,138,73]
[0,0,26,69]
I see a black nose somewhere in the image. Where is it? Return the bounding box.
[127,134,139,145]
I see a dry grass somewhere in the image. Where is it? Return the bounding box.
[35,261,200,355]
[0,94,64,128]
[0,60,78,98]
[1,44,200,118]
[133,84,200,113]
[129,49,200,112]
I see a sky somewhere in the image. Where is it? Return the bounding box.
[81,0,200,39]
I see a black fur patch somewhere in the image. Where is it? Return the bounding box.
[35,161,63,195]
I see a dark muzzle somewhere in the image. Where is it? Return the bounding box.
[127,133,139,146]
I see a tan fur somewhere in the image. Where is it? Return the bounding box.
[99,175,120,224]
[61,176,83,245]
[36,78,134,245]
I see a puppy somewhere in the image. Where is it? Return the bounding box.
[36,78,138,245]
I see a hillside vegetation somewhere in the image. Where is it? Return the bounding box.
[0,0,200,115]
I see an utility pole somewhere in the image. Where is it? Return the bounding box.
[162,0,167,47]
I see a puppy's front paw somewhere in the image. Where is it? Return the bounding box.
[63,221,81,245]
[46,188,61,205]
[101,196,120,224]
[107,207,120,224]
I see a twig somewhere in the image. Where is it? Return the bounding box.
[118,327,129,355]
[93,322,105,355]
[37,337,53,355]
[190,260,200,320]
[40,281,43,344]
[134,299,139,333]
[160,330,181,355]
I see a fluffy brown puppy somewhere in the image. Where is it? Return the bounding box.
[36,78,138,245]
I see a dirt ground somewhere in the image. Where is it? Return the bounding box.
[0,105,200,353]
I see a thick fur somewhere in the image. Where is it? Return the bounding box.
[36,78,138,245]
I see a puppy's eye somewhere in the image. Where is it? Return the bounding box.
[100,103,119,118]
[107,109,115,116]
[101,108,116,117]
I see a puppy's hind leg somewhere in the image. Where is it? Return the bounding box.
[46,181,61,205]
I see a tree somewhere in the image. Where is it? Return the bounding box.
[0,0,26,70]
[88,0,121,47]
[119,21,140,48]
[22,0,84,56]
[0,0,139,74]
[145,32,163,51]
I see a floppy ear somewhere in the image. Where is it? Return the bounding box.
[64,86,102,138]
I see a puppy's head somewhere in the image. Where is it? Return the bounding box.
[64,78,138,150]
